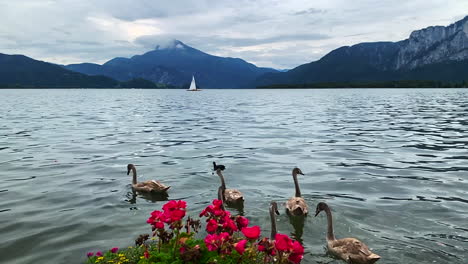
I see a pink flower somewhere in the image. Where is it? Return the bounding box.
[275,234,293,251]
[206,219,218,233]
[235,240,248,255]
[96,251,103,257]
[86,252,94,258]
[236,216,249,229]
[144,250,150,259]
[241,226,261,240]
[110,247,118,253]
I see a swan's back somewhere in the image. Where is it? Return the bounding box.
[133,180,170,193]
[286,197,308,216]
[224,188,243,203]
[328,238,380,264]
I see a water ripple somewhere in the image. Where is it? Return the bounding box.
[0,89,467,264]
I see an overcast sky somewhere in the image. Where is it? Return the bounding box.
[0,0,467,69]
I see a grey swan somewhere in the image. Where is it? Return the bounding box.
[286,167,308,216]
[216,169,244,204]
[127,164,170,193]
[315,202,380,264]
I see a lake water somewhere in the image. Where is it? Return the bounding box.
[0,89,467,264]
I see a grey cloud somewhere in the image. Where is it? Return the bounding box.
[135,33,330,50]
[0,0,467,69]
[293,8,326,16]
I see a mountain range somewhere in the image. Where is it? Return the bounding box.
[0,53,118,88]
[1,16,467,88]
[65,40,277,88]
[256,16,468,86]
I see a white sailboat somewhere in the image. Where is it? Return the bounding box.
[187,75,201,91]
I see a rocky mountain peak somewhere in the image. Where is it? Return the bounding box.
[396,16,468,69]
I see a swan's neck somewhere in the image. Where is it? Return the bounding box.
[292,172,301,197]
[270,208,277,240]
[216,170,226,189]
[324,206,335,241]
[131,167,137,185]
[217,186,225,210]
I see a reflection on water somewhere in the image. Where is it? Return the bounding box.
[0,88,467,264]
[288,215,306,243]
[125,190,169,205]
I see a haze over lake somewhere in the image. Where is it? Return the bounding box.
[0,89,467,264]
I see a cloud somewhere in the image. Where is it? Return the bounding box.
[293,8,326,16]
[0,0,467,68]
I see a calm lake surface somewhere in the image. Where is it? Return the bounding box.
[0,89,467,264]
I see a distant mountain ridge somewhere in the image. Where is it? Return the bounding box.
[66,40,277,88]
[0,53,174,88]
[256,16,468,86]
[0,53,118,88]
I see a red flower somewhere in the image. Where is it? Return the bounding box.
[236,216,249,229]
[275,234,293,251]
[212,199,223,208]
[214,208,225,217]
[235,240,248,255]
[144,250,150,259]
[200,205,214,217]
[204,234,220,251]
[219,232,230,242]
[176,200,187,209]
[222,216,238,232]
[242,226,261,240]
[110,247,118,253]
[168,209,186,222]
[206,219,218,233]
[257,244,265,251]
[179,247,186,254]
[154,221,164,229]
[162,200,178,211]
[288,241,305,263]
[291,241,304,254]
[96,251,102,257]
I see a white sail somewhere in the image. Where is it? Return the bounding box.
[189,75,197,91]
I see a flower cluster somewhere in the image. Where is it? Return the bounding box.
[200,199,249,235]
[146,200,187,230]
[199,199,304,263]
[86,199,304,264]
[275,234,305,263]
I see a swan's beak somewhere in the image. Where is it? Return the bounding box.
[314,210,320,217]
[275,209,280,215]
[300,172,305,175]
[127,169,130,175]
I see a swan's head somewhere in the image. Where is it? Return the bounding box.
[127,164,135,175]
[270,201,280,215]
[293,167,304,176]
[315,202,329,217]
